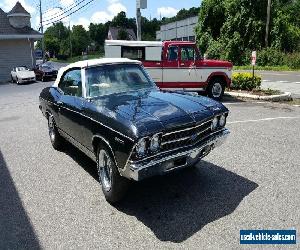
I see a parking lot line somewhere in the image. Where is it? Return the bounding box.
[225,101,266,105]
[228,116,300,124]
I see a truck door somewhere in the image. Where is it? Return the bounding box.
[179,45,204,90]
[162,45,180,89]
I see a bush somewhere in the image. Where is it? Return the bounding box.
[256,48,285,66]
[285,53,300,69]
[231,72,261,91]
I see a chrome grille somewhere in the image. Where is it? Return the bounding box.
[161,119,213,151]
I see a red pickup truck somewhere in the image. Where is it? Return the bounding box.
[105,40,233,100]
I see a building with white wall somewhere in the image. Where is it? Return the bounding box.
[156,16,198,41]
[0,2,42,82]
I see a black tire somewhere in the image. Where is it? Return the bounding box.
[48,115,63,150]
[11,75,14,83]
[16,77,20,85]
[97,145,130,204]
[206,78,225,101]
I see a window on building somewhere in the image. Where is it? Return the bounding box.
[59,69,82,97]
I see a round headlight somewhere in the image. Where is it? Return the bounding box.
[211,117,219,130]
[150,134,160,152]
[219,114,226,127]
[136,138,147,157]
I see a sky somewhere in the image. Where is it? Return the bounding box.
[0,0,200,30]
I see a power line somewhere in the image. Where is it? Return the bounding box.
[43,0,95,26]
[43,0,89,22]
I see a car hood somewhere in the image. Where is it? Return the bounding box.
[17,70,35,78]
[43,68,57,73]
[90,89,228,138]
[202,59,233,68]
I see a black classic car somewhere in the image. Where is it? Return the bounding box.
[39,58,230,203]
[34,64,58,82]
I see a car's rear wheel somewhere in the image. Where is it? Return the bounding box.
[48,115,63,150]
[11,75,14,83]
[207,78,225,101]
[97,145,130,204]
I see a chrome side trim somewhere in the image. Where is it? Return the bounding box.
[40,97,134,142]
[163,119,213,137]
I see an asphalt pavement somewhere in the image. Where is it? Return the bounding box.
[0,81,299,249]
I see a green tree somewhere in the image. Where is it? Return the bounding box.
[71,25,90,55]
[195,0,300,65]
[89,23,107,49]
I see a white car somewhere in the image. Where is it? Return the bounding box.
[11,66,36,84]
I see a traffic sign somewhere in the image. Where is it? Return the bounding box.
[251,51,257,66]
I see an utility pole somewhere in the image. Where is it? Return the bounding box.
[136,0,147,41]
[39,0,45,62]
[136,6,141,41]
[265,0,271,47]
[69,21,72,58]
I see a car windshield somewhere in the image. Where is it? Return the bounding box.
[86,64,156,97]
[17,67,28,71]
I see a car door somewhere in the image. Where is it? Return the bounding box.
[179,45,205,90]
[162,45,180,89]
[11,68,16,80]
[57,68,86,145]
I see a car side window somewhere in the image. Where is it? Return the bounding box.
[167,46,178,61]
[59,69,82,97]
[181,46,196,61]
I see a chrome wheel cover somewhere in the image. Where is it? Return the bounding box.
[98,149,113,192]
[48,117,55,142]
[212,82,223,98]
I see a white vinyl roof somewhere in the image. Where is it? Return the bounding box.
[53,58,141,87]
[105,40,163,47]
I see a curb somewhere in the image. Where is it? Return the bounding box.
[225,91,292,101]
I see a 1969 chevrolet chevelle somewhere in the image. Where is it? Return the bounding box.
[39,58,230,203]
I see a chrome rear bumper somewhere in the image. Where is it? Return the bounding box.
[121,128,230,181]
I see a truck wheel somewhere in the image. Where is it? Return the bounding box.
[97,145,130,204]
[207,78,225,101]
[48,115,63,150]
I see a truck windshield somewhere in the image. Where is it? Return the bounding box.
[86,64,156,97]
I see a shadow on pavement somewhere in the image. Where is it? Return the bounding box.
[62,142,99,182]
[116,161,258,243]
[0,150,41,249]
[61,143,258,243]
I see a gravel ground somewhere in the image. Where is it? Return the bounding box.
[0,81,299,249]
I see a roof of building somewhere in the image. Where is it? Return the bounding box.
[53,58,141,87]
[7,1,30,16]
[105,40,163,47]
[108,27,137,41]
[0,4,42,38]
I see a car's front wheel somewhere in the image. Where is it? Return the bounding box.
[48,115,63,150]
[207,78,225,101]
[97,145,130,204]
[16,77,20,85]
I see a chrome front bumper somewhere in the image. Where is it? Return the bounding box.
[121,128,230,181]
